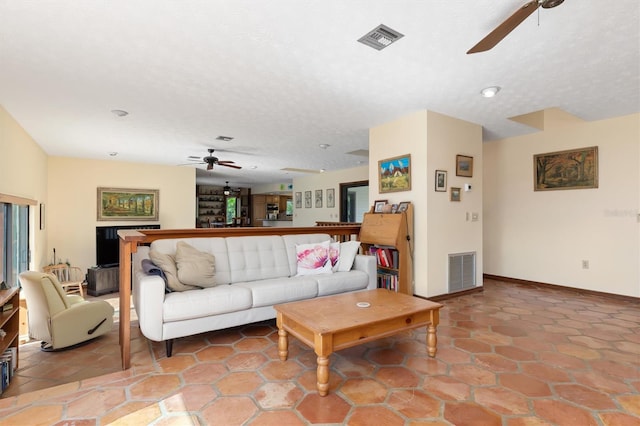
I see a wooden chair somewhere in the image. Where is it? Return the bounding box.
[43,264,85,297]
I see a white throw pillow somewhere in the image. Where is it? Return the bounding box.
[337,241,361,272]
[296,240,332,276]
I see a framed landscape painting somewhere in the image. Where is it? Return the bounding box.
[97,187,159,221]
[456,155,473,177]
[534,146,598,191]
[378,154,411,193]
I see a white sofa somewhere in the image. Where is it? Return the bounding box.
[132,233,376,356]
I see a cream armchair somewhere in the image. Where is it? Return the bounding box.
[18,271,114,351]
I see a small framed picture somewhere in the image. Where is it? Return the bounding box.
[326,188,335,208]
[295,192,302,208]
[315,189,323,208]
[450,187,461,202]
[397,201,410,212]
[456,155,473,177]
[435,170,447,192]
[374,199,388,213]
[391,203,398,213]
[304,191,312,208]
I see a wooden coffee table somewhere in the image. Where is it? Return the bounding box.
[274,289,442,396]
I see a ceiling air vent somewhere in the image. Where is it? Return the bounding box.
[358,24,404,51]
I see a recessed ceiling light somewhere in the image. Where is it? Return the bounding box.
[111,109,128,117]
[320,169,326,173]
[109,152,118,156]
[249,165,258,169]
[318,144,330,149]
[216,136,234,141]
[480,86,501,98]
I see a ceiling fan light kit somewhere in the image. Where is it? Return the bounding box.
[467,0,566,54]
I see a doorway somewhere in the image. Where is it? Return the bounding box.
[339,180,369,223]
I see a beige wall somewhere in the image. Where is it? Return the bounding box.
[47,157,196,273]
[292,166,368,227]
[425,111,483,296]
[370,110,483,297]
[0,106,48,274]
[484,111,640,297]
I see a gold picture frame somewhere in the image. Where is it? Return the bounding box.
[534,146,598,191]
[456,155,473,177]
[97,187,159,221]
[450,187,461,202]
[378,154,411,193]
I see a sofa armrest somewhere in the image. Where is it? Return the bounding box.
[132,268,166,342]
[353,254,377,290]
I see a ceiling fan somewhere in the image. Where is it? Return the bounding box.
[189,148,242,171]
[467,0,565,54]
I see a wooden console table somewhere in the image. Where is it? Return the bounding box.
[117,225,361,369]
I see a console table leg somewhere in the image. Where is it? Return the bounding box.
[278,328,289,361]
[317,356,330,396]
[427,324,437,357]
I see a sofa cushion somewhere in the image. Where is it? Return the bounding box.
[175,241,216,287]
[226,236,291,283]
[151,238,232,285]
[236,276,318,308]
[163,285,253,322]
[282,234,333,276]
[295,240,332,275]
[315,270,370,296]
[149,250,199,292]
[336,241,361,272]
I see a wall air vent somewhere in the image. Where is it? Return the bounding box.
[357,24,404,51]
[448,252,476,293]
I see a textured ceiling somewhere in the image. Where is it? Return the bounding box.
[1,0,638,187]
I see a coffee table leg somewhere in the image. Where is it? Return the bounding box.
[317,356,330,396]
[278,328,289,361]
[427,324,437,357]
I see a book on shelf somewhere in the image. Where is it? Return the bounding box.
[0,347,16,394]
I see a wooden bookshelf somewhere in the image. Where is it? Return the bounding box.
[359,204,414,295]
[0,286,20,393]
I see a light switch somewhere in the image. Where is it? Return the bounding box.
[471,212,479,221]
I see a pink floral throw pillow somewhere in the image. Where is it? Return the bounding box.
[296,240,332,276]
[329,242,340,272]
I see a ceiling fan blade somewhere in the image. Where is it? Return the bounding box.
[206,163,213,171]
[217,160,236,164]
[467,0,540,54]
[219,163,242,169]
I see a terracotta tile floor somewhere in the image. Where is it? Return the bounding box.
[0,279,638,425]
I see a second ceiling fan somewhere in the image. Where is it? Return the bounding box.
[467,0,566,54]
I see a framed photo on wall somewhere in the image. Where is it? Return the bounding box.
[534,146,598,191]
[450,187,461,202]
[456,155,473,177]
[304,191,312,208]
[295,192,302,208]
[378,154,411,193]
[315,189,323,208]
[97,187,159,221]
[435,170,447,192]
[326,188,335,208]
